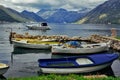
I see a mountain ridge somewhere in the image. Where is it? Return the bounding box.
[77,0,120,24]
[37,8,88,23]
[0,5,30,22]
[21,10,45,22]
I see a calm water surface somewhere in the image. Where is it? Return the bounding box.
[0,23,120,78]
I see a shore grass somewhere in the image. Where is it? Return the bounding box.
[8,74,120,80]
[116,37,120,40]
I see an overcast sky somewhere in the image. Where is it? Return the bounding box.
[0,0,108,12]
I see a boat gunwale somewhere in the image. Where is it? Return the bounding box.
[38,54,118,68]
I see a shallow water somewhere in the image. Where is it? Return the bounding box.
[0,23,120,78]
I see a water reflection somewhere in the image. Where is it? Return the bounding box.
[11,48,51,63]
[27,29,48,35]
[12,47,51,54]
[5,48,52,78]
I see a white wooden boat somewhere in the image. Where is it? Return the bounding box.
[41,39,56,42]
[38,53,118,74]
[12,40,59,49]
[26,22,51,30]
[52,41,109,54]
[0,63,9,75]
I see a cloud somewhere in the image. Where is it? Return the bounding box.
[0,0,108,12]
[11,0,38,4]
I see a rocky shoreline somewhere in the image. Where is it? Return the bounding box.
[10,32,120,51]
[89,34,120,51]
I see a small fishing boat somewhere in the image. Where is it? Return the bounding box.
[38,53,118,74]
[0,63,9,75]
[26,22,51,30]
[52,41,109,54]
[12,40,59,49]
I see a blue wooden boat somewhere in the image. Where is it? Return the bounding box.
[38,53,118,74]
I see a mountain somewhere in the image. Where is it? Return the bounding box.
[37,9,57,19]
[77,0,120,24]
[21,10,45,22]
[37,8,88,23]
[0,5,30,22]
[46,8,68,23]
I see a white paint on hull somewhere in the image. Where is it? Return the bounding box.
[52,43,109,54]
[40,63,112,74]
[13,40,52,49]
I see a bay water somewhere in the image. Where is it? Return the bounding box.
[0,23,120,78]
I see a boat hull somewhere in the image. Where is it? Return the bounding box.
[52,43,108,54]
[0,67,9,75]
[13,40,51,49]
[40,63,111,74]
[27,26,50,30]
[38,53,118,74]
